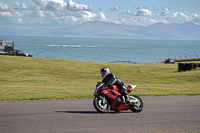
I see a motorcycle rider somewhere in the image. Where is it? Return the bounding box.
[100,67,130,104]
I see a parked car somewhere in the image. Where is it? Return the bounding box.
[9,50,32,57]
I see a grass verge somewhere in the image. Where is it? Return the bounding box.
[157,57,200,63]
[0,55,200,101]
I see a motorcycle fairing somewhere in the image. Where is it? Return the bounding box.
[127,85,137,93]
[110,97,130,111]
[108,85,118,92]
[96,87,131,111]
[97,86,120,100]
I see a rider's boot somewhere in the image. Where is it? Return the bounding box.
[125,95,130,104]
[121,91,130,104]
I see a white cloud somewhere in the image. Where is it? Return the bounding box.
[110,6,119,11]
[0,1,27,11]
[126,7,152,16]
[160,12,189,24]
[0,1,200,28]
[191,13,198,18]
[33,0,67,10]
[161,7,170,16]
[137,9,152,16]
[82,11,106,21]
[67,0,92,11]
[53,15,81,24]
[115,16,157,26]
[190,14,200,25]
[12,2,27,10]
[173,12,188,18]
[37,10,45,17]
[192,16,200,25]
[0,12,13,17]
[127,10,131,15]
[99,12,106,20]
[137,6,145,9]
[120,5,200,26]
[13,12,22,17]
[0,11,22,19]
[82,11,95,20]
[0,1,10,10]
[0,0,99,27]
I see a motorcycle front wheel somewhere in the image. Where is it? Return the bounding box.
[129,95,143,112]
[93,97,110,113]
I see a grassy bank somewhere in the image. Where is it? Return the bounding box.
[158,57,200,63]
[0,55,200,101]
[174,57,200,62]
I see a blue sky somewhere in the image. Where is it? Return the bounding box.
[0,0,200,29]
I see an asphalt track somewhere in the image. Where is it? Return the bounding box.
[0,95,200,133]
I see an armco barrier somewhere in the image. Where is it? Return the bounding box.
[194,63,198,69]
[178,63,199,72]
[178,63,185,72]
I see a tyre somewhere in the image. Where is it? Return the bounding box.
[129,95,143,112]
[93,97,110,113]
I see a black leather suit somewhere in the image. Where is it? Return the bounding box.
[102,73,128,99]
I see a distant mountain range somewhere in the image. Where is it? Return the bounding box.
[1,21,200,40]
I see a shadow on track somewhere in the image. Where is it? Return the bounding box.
[55,111,98,114]
[55,111,132,114]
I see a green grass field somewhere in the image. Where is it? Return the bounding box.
[0,55,200,101]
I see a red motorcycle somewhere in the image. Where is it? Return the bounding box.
[93,82,143,113]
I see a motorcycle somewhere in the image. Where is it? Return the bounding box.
[93,82,143,113]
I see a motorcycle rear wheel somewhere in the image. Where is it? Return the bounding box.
[93,97,110,113]
[129,95,143,112]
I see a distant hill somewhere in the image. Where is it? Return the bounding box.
[52,21,145,38]
[1,21,200,40]
[137,22,200,40]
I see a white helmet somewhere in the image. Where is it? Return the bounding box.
[100,67,110,78]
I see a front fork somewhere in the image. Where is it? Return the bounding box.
[99,95,107,105]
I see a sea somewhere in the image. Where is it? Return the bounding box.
[1,35,200,63]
